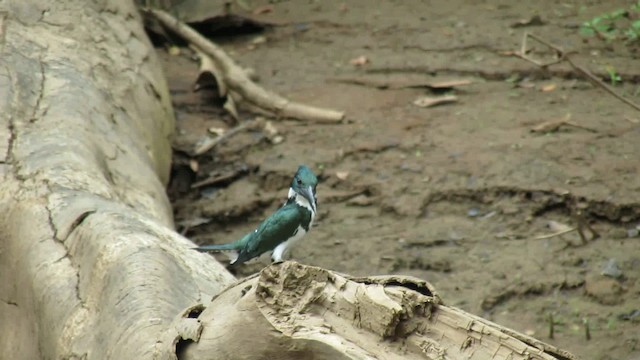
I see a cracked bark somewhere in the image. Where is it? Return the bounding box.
[0,1,579,359]
[0,1,234,359]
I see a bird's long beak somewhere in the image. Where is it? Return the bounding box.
[301,186,316,212]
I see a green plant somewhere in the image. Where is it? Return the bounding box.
[605,65,622,86]
[580,2,640,44]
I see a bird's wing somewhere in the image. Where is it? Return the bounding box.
[243,204,303,256]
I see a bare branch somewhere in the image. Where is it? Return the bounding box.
[148,9,346,123]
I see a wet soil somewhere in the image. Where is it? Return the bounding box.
[161,1,640,359]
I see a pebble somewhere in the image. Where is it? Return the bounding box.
[467,208,480,217]
[601,258,623,279]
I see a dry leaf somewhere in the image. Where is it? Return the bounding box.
[335,171,349,180]
[350,55,369,66]
[541,83,557,92]
[413,95,458,108]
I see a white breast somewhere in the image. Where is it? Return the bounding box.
[272,226,307,262]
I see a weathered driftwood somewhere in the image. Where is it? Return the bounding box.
[0,1,234,359]
[178,262,576,360]
[0,1,578,359]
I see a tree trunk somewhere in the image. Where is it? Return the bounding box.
[0,1,578,359]
[0,1,234,358]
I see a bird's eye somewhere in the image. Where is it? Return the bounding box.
[296,178,302,185]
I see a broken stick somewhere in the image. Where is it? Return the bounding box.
[148,9,346,123]
[193,118,261,156]
[512,32,640,113]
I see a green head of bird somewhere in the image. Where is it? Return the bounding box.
[290,165,318,212]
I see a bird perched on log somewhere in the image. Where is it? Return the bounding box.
[194,165,318,265]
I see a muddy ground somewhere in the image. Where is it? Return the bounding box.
[160,1,640,359]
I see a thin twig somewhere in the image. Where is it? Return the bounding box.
[148,9,346,123]
[567,58,640,112]
[193,119,261,156]
[512,32,640,113]
[534,227,576,240]
[191,168,244,189]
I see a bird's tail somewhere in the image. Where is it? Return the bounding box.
[193,232,251,253]
[194,242,240,252]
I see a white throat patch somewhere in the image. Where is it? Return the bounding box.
[288,187,316,220]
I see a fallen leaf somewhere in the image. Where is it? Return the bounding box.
[350,55,369,66]
[335,171,349,180]
[413,95,458,108]
[541,83,557,92]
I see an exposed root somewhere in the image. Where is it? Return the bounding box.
[148,9,345,123]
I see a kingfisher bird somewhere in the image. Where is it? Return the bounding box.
[194,165,318,265]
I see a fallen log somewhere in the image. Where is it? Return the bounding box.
[0,1,234,358]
